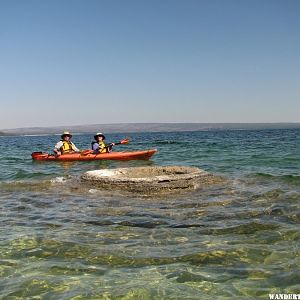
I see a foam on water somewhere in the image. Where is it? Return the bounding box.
[86,169,121,177]
[50,176,69,183]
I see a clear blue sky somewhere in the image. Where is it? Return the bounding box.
[1,0,299,129]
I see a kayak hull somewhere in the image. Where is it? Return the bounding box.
[31,149,157,161]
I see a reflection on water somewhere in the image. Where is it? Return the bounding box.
[0,130,300,298]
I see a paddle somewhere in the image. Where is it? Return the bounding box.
[81,138,129,156]
[112,138,129,146]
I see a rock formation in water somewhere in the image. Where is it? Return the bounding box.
[81,166,223,195]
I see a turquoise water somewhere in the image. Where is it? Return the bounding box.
[0,129,299,299]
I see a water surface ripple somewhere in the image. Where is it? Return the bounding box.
[0,129,299,299]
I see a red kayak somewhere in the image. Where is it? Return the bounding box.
[31,149,157,161]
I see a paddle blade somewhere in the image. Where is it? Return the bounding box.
[120,138,129,145]
[31,152,49,159]
[81,150,93,156]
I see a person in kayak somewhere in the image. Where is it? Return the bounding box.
[53,131,80,156]
[91,133,115,153]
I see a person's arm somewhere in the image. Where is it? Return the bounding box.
[72,142,80,152]
[53,141,63,155]
[107,142,115,152]
[92,142,99,153]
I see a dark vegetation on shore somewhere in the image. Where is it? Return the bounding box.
[0,131,13,136]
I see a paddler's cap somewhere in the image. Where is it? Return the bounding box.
[61,131,72,138]
[94,132,106,140]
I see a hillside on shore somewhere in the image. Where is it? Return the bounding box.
[1,123,300,136]
[0,131,11,136]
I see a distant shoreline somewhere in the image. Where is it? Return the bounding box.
[1,123,300,136]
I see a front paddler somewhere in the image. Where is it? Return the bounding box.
[53,131,80,156]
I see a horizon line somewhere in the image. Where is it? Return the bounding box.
[2,121,300,131]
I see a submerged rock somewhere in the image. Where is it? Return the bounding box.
[81,166,223,194]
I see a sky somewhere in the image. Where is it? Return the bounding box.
[0,0,300,129]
